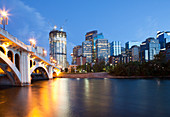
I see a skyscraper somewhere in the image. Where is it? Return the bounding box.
[96,39,109,63]
[82,41,92,63]
[156,31,170,49]
[49,27,67,69]
[72,45,82,64]
[140,37,160,62]
[110,41,121,56]
[131,45,140,62]
[85,30,98,62]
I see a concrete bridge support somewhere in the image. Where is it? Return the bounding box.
[20,51,31,84]
[48,66,53,79]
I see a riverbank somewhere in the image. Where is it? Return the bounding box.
[57,72,170,79]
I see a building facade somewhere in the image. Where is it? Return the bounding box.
[166,42,170,61]
[96,39,109,63]
[49,28,67,69]
[72,45,82,64]
[156,31,170,49]
[85,30,98,63]
[110,41,121,56]
[82,41,92,63]
[140,37,160,62]
[131,45,140,62]
[125,41,141,52]
[76,56,86,66]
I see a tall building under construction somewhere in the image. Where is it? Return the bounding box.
[49,27,67,69]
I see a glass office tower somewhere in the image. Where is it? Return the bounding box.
[156,31,170,49]
[49,28,67,69]
[96,39,109,63]
[85,30,98,62]
[110,41,121,56]
[140,37,160,62]
[82,41,92,63]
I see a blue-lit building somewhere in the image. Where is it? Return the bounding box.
[140,37,160,62]
[125,41,141,52]
[93,33,104,62]
[96,39,109,63]
[156,31,170,49]
[82,41,92,63]
[110,41,121,56]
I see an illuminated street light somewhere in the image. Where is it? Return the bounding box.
[0,8,9,30]
[43,50,47,57]
[29,39,36,47]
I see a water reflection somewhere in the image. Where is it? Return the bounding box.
[0,78,170,117]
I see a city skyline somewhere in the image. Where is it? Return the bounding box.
[1,0,170,64]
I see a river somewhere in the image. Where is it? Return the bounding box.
[0,78,170,117]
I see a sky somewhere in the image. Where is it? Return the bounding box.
[0,0,170,64]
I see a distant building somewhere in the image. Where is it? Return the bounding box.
[156,31,170,49]
[131,45,140,62]
[121,47,125,54]
[76,56,86,66]
[49,27,67,69]
[108,43,110,58]
[82,41,92,63]
[94,33,104,62]
[140,37,160,62]
[125,41,141,52]
[72,45,82,64]
[110,41,121,56]
[96,39,109,63]
[78,46,82,56]
[166,42,170,61]
[109,54,132,66]
[35,46,46,57]
[85,30,98,62]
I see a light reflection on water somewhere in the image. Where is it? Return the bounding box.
[0,78,170,117]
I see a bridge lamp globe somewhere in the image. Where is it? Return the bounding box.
[0,8,9,30]
[29,39,36,47]
[43,50,47,57]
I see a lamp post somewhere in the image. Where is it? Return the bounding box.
[0,8,9,30]
[29,39,36,48]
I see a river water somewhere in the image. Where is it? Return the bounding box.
[0,78,170,117]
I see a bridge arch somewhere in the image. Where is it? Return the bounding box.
[30,64,50,79]
[15,53,20,71]
[0,51,21,85]
[0,46,6,55]
[7,50,14,63]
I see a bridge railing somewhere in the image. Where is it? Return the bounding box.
[0,28,27,49]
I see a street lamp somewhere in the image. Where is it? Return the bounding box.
[0,8,9,30]
[43,50,47,57]
[29,39,36,48]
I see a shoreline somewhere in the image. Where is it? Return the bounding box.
[57,72,170,79]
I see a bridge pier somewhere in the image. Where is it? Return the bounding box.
[20,51,31,85]
[48,66,53,79]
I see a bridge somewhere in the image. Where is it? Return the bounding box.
[0,28,60,86]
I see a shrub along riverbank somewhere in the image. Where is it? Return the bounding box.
[109,53,170,76]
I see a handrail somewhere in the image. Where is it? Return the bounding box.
[0,28,59,69]
[0,27,27,48]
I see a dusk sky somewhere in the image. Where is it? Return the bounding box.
[0,0,170,64]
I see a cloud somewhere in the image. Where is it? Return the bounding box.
[0,0,74,63]
[135,16,160,41]
[0,0,50,58]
